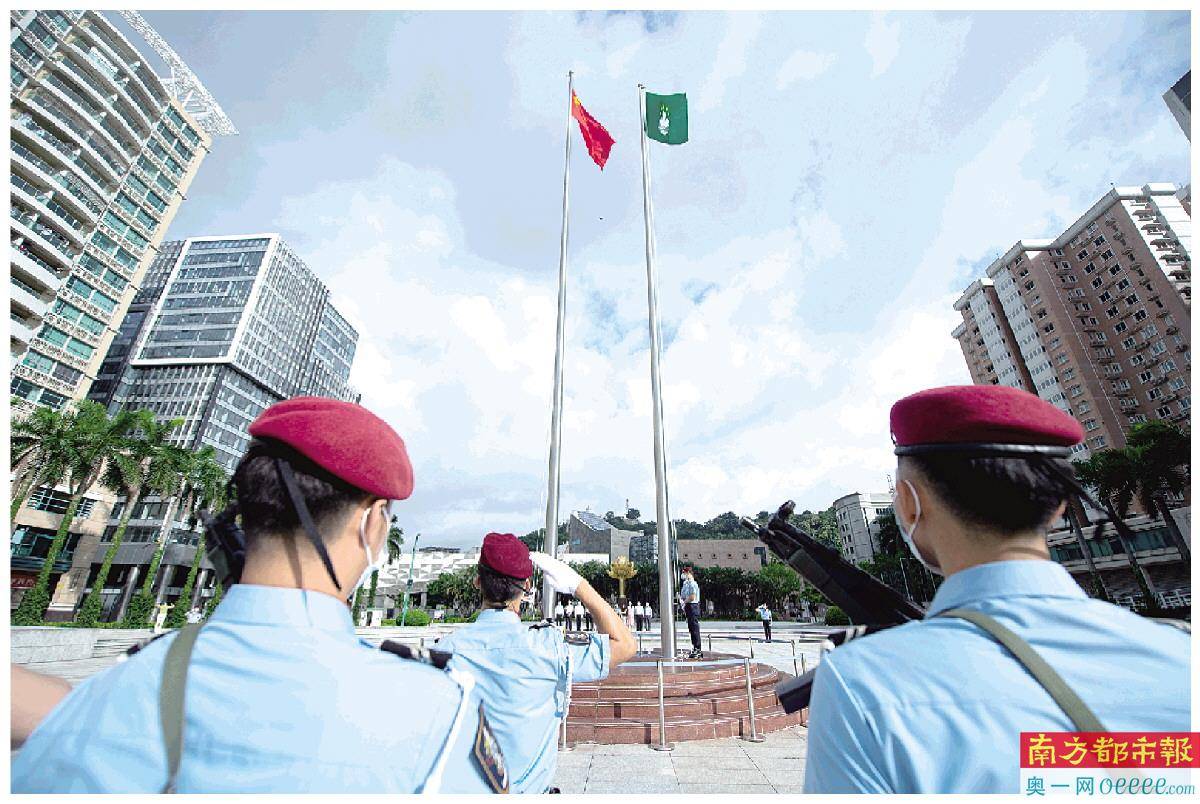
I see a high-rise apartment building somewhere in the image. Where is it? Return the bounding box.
[10,10,234,409]
[953,184,1191,459]
[63,234,360,620]
[9,10,233,614]
[832,492,894,564]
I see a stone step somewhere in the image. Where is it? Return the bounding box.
[571,664,781,701]
[569,686,781,721]
[567,707,805,744]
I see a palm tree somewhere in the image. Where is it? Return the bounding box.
[10,405,74,526]
[1074,451,1160,612]
[126,446,229,628]
[164,533,205,630]
[121,444,194,627]
[12,402,141,625]
[360,524,405,625]
[1125,421,1190,562]
[76,413,181,627]
[1064,500,1109,602]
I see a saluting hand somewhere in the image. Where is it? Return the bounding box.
[529,552,583,595]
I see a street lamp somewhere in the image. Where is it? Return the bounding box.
[400,532,420,627]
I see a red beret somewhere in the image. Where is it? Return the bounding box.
[248,397,414,500]
[891,385,1084,452]
[479,532,532,579]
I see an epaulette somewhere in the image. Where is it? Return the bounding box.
[119,632,169,661]
[563,631,591,646]
[380,639,453,670]
[528,619,556,630]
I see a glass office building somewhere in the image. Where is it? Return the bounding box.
[76,234,360,619]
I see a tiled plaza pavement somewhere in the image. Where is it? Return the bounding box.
[550,724,808,794]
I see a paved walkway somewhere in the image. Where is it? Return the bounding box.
[551,725,808,794]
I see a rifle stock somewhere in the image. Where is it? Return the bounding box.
[741,501,926,713]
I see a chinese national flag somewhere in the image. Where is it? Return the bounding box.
[571,91,615,170]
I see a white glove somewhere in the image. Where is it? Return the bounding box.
[530,552,582,595]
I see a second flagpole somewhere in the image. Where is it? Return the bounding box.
[542,71,573,620]
[638,83,677,659]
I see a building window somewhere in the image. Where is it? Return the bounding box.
[27,488,98,519]
[1156,405,1173,418]
[1122,337,1137,350]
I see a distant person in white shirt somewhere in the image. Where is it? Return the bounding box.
[632,602,644,631]
[554,600,565,627]
[756,603,773,642]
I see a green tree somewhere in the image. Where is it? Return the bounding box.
[752,561,804,612]
[76,413,181,627]
[10,405,74,525]
[1074,449,1160,614]
[426,565,479,612]
[13,402,141,625]
[626,508,641,521]
[165,534,204,629]
[1125,421,1190,562]
[125,446,226,628]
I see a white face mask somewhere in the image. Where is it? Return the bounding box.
[352,506,388,598]
[897,479,942,575]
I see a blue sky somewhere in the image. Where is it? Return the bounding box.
[118,11,1189,548]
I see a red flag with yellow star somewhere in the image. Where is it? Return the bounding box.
[571,91,615,169]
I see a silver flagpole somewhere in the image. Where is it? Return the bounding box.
[542,71,573,620]
[638,84,676,658]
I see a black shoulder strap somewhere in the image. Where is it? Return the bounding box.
[275,458,343,592]
[939,608,1106,733]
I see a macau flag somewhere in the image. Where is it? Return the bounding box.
[645,91,688,145]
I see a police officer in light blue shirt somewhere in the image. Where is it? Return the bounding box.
[437,534,637,793]
[804,386,1191,794]
[12,397,506,793]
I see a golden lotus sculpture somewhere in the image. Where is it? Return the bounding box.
[607,556,638,598]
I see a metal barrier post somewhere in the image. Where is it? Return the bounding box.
[419,637,425,650]
[741,658,765,743]
[637,632,643,653]
[707,635,712,654]
[800,653,807,674]
[749,638,755,659]
[790,640,799,676]
[650,661,675,752]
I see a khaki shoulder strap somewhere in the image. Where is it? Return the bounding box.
[938,607,1106,733]
[159,623,204,793]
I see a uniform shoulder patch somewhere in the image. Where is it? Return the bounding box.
[379,639,453,670]
[563,631,591,646]
[528,619,556,630]
[472,703,509,793]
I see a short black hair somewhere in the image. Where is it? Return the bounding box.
[905,454,1075,534]
[234,438,372,542]
[477,562,527,606]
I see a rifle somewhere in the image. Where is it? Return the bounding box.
[740,500,926,713]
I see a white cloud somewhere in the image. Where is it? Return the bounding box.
[247,11,1186,549]
[776,50,836,90]
[865,12,900,78]
[694,13,763,113]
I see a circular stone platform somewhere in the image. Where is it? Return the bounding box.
[566,652,806,744]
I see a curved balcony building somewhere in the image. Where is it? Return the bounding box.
[9,9,233,412]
